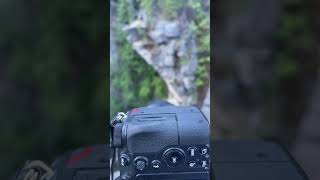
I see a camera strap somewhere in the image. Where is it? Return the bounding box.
[14,160,54,180]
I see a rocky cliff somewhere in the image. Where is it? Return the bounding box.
[110,0,210,118]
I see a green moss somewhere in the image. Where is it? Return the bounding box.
[160,0,184,19]
[141,0,154,16]
[117,0,130,23]
[189,0,210,94]
[275,1,316,79]
[111,0,167,117]
[276,53,299,78]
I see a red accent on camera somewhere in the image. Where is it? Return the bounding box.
[68,147,93,167]
[131,108,140,114]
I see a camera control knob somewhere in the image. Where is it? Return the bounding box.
[135,157,148,171]
[163,148,185,168]
[136,160,146,171]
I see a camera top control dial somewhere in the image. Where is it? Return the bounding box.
[163,148,186,168]
[134,156,148,171]
[136,160,146,171]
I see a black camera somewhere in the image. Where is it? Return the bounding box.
[110,104,211,180]
[13,102,309,180]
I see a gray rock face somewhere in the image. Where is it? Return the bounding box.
[110,1,118,63]
[164,21,180,38]
[149,21,180,44]
[201,87,210,122]
[123,16,200,107]
[149,30,167,44]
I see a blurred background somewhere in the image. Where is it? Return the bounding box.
[0,0,210,179]
[110,0,210,118]
[213,0,320,179]
[0,0,106,179]
[2,0,320,179]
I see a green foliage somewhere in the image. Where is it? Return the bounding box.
[275,0,316,79]
[117,0,130,23]
[196,57,210,88]
[111,0,167,117]
[110,35,167,116]
[276,52,299,78]
[112,0,210,110]
[141,0,185,19]
[277,14,315,50]
[0,0,106,179]
[160,0,184,19]
[189,0,210,94]
[141,0,154,16]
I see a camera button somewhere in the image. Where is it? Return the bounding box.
[200,147,209,155]
[151,160,161,169]
[187,147,197,157]
[188,161,197,168]
[201,160,208,168]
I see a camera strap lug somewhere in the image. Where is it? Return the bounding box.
[110,112,127,127]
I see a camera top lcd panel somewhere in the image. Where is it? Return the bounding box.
[113,106,210,180]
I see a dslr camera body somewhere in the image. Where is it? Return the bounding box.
[110,104,210,180]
